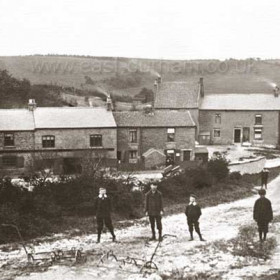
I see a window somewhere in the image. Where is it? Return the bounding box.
[254,128,262,140]
[213,129,221,138]
[129,150,138,159]
[90,134,102,147]
[167,128,175,142]
[129,150,138,163]
[255,114,262,125]
[2,156,17,167]
[4,133,14,146]
[215,113,221,124]
[42,135,55,148]
[129,129,137,143]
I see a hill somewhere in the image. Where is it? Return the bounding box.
[1,56,280,106]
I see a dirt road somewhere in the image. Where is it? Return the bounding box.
[2,175,280,280]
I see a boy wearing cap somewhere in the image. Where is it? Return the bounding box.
[145,183,164,241]
[185,194,205,241]
[94,187,116,243]
[254,189,273,242]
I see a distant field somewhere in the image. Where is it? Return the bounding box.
[1,55,280,96]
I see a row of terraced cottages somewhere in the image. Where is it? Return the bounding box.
[0,100,197,175]
[2,77,280,175]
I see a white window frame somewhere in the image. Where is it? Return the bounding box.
[167,128,175,142]
[255,114,262,125]
[254,128,263,140]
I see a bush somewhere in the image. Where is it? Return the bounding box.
[229,171,242,181]
[207,152,229,181]
[191,168,212,189]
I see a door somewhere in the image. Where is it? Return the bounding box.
[234,128,241,143]
[166,150,175,165]
[183,150,191,161]
[243,127,250,142]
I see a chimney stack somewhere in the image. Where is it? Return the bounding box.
[199,77,204,98]
[28,99,36,111]
[274,86,279,97]
[154,79,158,93]
[157,75,162,87]
[144,104,154,115]
[106,95,113,111]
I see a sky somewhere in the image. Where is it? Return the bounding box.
[0,0,280,60]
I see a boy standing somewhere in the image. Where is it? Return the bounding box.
[254,189,273,242]
[261,168,269,189]
[145,183,164,241]
[94,187,116,243]
[185,194,205,241]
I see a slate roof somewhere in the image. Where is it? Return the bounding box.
[200,94,280,110]
[34,107,116,129]
[113,110,196,127]
[154,81,199,109]
[0,107,116,131]
[0,109,35,131]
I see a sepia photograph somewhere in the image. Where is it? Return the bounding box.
[0,0,280,279]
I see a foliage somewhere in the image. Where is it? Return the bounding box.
[105,73,143,89]
[0,172,145,243]
[229,171,242,181]
[0,70,31,107]
[134,87,154,103]
[208,152,229,181]
[191,168,213,189]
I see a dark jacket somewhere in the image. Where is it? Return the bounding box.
[185,203,202,222]
[94,195,112,217]
[145,190,163,216]
[253,197,273,223]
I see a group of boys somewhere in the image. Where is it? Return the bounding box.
[94,182,273,244]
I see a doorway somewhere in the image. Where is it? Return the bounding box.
[234,128,242,143]
[243,127,250,142]
[183,150,191,161]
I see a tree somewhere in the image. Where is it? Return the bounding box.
[136,87,154,103]
[0,70,31,107]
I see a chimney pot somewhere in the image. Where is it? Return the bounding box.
[274,86,279,97]
[199,77,204,98]
[144,104,153,115]
[28,99,36,111]
[106,95,113,111]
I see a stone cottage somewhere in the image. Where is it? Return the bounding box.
[199,92,280,146]
[0,100,117,175]
[113,108,196,169]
